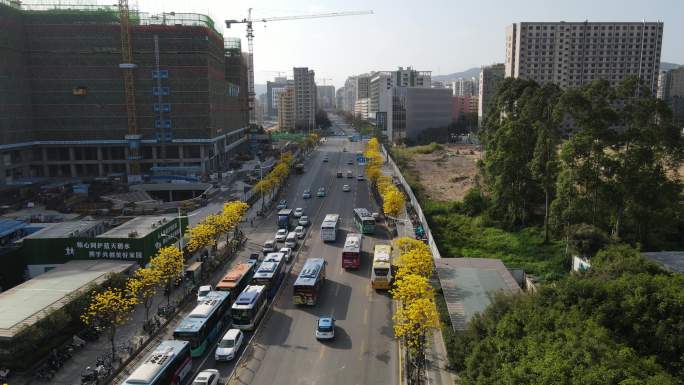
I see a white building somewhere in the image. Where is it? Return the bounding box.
[452,77,478,97]
[505,21,663,93]
[354,98,370,120]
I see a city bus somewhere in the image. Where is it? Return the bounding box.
[293,258,327,306]
[353,208,376,234]
[342,233,363,269]
[215,261,258,302]
[371,244,393,290]
[120,340,192,385]
[320,214,340,242]
[173,291,230,357]
[231,285,268,331]
[251,252,285,298]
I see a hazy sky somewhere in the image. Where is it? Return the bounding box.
[138,0,684,88]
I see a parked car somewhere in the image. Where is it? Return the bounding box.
[294,207,304,218]
[302,189,312,199]
[294,225,306,239]
[191,369,220,385]
[215,329,243,362]
[262,240,276,254]
[279,247,293,263]
[197,285,212,302]
[275,228,288,242]
[342,184,351,192]
[276,200,288,210]
[315,317,336,340]
[299,216,310,227]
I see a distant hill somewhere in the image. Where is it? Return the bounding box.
[432,67,481,83]
[661,62,683,71]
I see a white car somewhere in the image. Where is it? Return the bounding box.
[275,228,289,242]
[294,207,304,218]
[197,285,212,302]
[262,240,276,254]
[192,369,220,385]
[215,329,243,362]
[299,216,310,227]
[342,184,351,192]
[294,225,306,239]
[279,247,293,263]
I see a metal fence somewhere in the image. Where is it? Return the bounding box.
[381,145,441,259]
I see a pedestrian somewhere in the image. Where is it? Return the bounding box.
[250,218,254,227]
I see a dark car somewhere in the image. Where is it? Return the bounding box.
[276,200,287,210]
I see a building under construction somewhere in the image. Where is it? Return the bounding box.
[0,0,249,184]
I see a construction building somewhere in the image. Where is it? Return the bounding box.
[0,1,249,185]
[505,21,663,93]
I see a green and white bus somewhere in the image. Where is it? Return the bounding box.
[353,208,375,234]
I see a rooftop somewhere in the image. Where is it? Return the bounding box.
[98,215,176,239]
[641,251,684,274]
[435,258,521,331]
[23,220,103,239]
[0,259,134,339]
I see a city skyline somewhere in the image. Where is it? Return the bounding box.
[138,0,684,88]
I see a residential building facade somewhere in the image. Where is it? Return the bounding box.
[658,67,684,131]
[277,87,295,131]
[478,63,505,126]
[354,98,370,120]
[266,77,289,118]
[452,77,478,97]
[293,67,316,131]
[505,21,663,93]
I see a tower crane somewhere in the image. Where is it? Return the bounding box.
[225,9,373,125]
[118,0,141,182]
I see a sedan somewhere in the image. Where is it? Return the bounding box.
[215,329,243,362]
[315,317,335,340]
[342,184,351,192]
[279,247,293,263]
[192,369,220,385]
[316,188,326,197]
[276,200,288,210]
[294,225,306,239]
[294,207,304,218]
[302,189,312,199]
[275,229,288,242]
[357,174,364,181]
[347,160,354,165]
[298,216,310,227]
[262,240,276,254]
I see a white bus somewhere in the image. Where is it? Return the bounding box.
[320,214,340,242]
[231,285,268,331]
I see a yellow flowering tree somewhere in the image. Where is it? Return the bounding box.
[185,223,217,253]
[126,267,161,322]
[81,287,137,360]
[383,188,405,218]
[149,246,184,306]
[393,296,440,376]
[377,175,392,195]
[223,200,249,237]
[391,273,433,304]
[394,237,430,255]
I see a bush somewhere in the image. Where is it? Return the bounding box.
[461,187,488,216]
[412,142,444,154]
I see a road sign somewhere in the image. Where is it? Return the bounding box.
[357,156,367,165]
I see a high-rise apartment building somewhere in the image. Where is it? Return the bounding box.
[277,87,295,131]
[266,77,290,118]
[316,85,336,110]
[452,77,478,97]
[343,77,357,113]
[478,63,505,126]
[505,21,663,93]
[658,67,684,131]
[293,67,316,131]
[335,88,344,111]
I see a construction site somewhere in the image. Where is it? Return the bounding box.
[0,0,250,185]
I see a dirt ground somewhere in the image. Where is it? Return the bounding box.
[407,144,481,201]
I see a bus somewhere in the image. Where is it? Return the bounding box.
[251,252,285,298]
[342,233,363,269]
[320,214,340,242]
[371,244,393,290]
[173,291,230,357]
[120,340,192,385]
[215,261,258,301]
[293,258,327,306]
[231,285,268,331]
[353,208,376,234]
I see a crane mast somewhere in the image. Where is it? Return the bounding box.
[119,0,141,182]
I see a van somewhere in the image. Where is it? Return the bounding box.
[285,232,298,249]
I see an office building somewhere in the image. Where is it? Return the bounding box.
[369,67,432,121]
[266,77,290,118]
[293,67,316,131]
[478,63,505,126]
[387,88,452,143]
[658,67,684,131]
[317,85,336,110]
[0,2,249,185]
[505,21,663,93]
[277,87,296,131]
